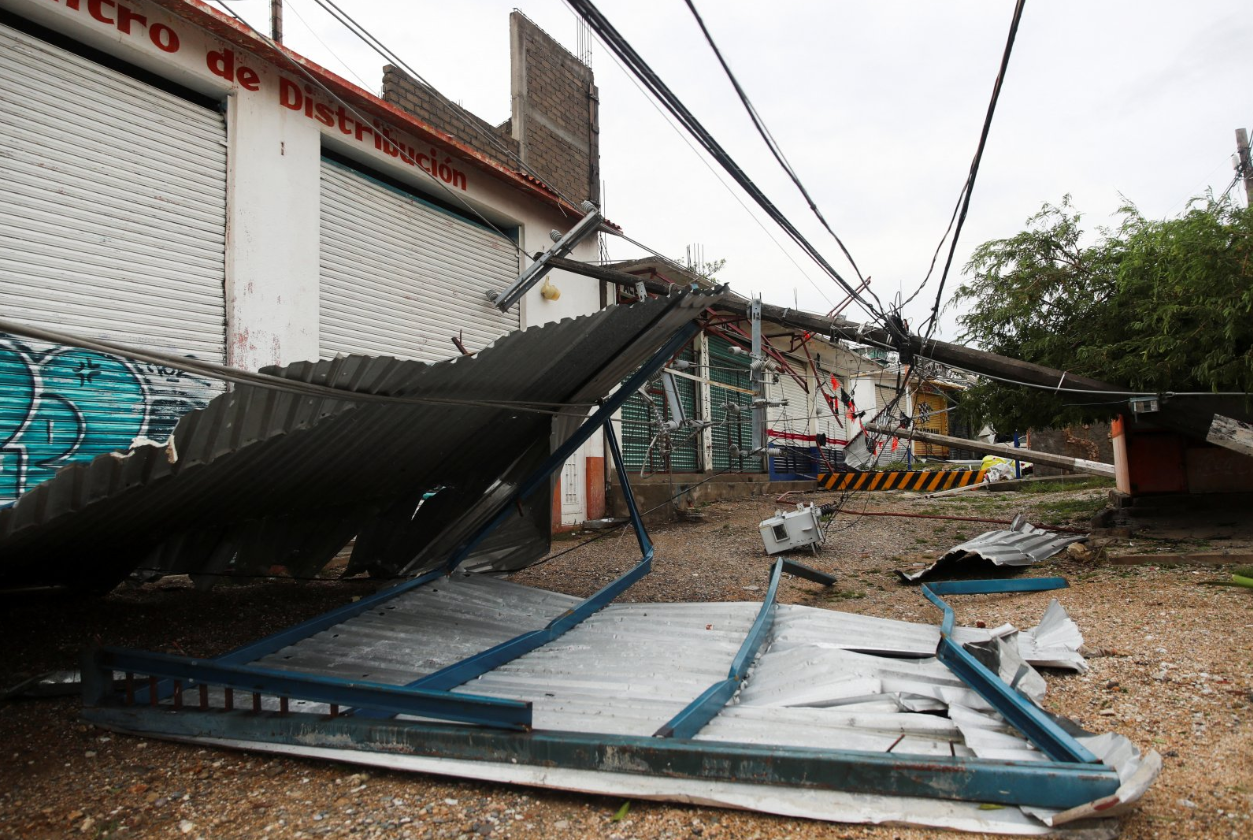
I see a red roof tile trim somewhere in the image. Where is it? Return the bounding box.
[149,0,606,223]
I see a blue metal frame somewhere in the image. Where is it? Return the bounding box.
[920,577,1101,765]
[90,647,532,729]
[656,559,836,739]
[438,321,698,576]
[115,321,700,723]
[83,705,1121,810]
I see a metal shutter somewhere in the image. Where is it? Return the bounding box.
[620,343,699,474]
[319,159,521,362]
[769,364,811,437]
[0,22,227,504]
[708,337,763,473]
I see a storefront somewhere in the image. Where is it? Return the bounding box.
[0,0,605,521]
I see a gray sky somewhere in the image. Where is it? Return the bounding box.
[232,0,1252,339]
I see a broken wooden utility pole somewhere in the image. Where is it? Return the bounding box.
[548,256,1250,456]
[864,423,1115,478]
[1207,414,1253,458]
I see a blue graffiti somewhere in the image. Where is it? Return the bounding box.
[0,333,217,504]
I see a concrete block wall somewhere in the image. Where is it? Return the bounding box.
[381,66,520,171]
[510,12,599,205]
[381,14,599,207]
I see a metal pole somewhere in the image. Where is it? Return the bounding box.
[864,423,1115,478]
[270,0,283,42]
[750,295,766,469]
[1013,431,1022,478]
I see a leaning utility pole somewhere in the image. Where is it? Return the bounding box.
[1237,128,1253,206]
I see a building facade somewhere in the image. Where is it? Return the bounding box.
[0,0,609,523]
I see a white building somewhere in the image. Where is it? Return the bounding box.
[0,0,610,523]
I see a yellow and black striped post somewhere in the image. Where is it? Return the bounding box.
[815,469,988,492]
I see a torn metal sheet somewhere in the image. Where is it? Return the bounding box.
[1013,598,1088,672]
[898,514,1087,582]
[0,290,724,590]
[83,573,1155,835]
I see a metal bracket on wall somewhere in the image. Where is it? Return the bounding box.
[489,201,604,311]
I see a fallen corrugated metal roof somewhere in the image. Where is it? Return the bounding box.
[0,289,725,590]
[82,572,1157,835]
[898,514,1087,582]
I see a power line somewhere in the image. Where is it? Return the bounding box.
[587,37,835,307]
[563,0,899,337]
[681,0,882,318]
[919,0,1028,340]
[0,317,596,416]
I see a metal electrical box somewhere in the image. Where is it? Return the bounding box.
[758,503,825,555]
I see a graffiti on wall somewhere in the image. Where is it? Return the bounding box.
[0,333,218,504]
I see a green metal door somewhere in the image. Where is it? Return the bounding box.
[708,336,763,473]
[620,343,700,474]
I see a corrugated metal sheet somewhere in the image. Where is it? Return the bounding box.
[319,159,521,361]
[0,290,724,589]
[103,573,1151,834]
[899,515,1088,582]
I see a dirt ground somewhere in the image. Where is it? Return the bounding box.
[0,483,1250,839]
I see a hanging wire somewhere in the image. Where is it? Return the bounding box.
[917,0,1028,342]
[681,0,879,308]
[0,317,598,416]
[562,0,898,336]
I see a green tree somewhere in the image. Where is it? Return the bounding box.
[952,196,1253,431]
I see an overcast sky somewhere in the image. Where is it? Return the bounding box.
[232,0,1252,339]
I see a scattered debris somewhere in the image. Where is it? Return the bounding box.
[1107,552,1253,567]
[81,569,1156,835]
[898,514,1087,582]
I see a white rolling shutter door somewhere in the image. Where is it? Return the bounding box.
[770,366,812,437]
[0,22,227,366]
[319,160,521,362]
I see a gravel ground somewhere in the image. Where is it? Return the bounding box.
[1,485,1250,839]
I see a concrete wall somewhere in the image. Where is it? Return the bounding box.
[509,11,598,205]
[382,11,599,206]
[1029,423,1114,478]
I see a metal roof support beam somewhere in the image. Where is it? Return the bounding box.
[920,578,1101,765]
[655,558,836,739]
[489,203,604,311]
[82,705,1121,811]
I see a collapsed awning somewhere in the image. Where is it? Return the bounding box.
[0,289,725,590]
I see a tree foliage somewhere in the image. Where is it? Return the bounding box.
[953,196,1253,431]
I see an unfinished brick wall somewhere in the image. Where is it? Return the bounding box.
[379,13,599,207]
[1030,423,1114,476]
[510,12,599,205]
[381,66,520,170]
